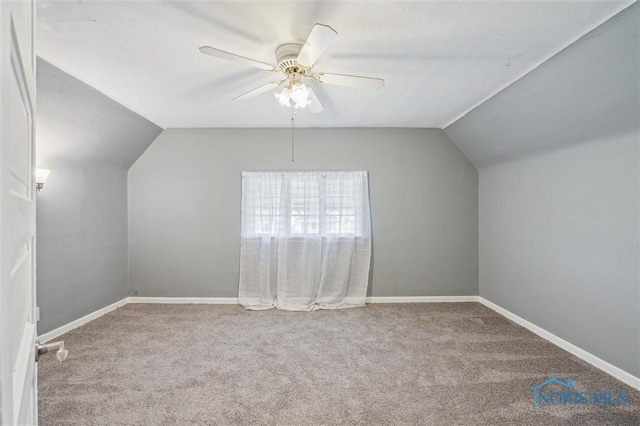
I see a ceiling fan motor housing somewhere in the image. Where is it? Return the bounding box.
[275,43,309,74]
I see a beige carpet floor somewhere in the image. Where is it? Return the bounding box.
[39,303,639,425]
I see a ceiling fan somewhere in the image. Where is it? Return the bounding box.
[199,24,385,113]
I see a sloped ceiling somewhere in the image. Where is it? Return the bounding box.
[445,3,639,168]
[37,58,163,170]
[36,0,632,129]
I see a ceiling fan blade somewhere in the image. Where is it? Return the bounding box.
[199,46,275,71]
[315,73,385,90]
[296,24,338,68]
[307,87,324,114]
[232,81,284,101]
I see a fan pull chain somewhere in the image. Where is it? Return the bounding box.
[291,110,297,162]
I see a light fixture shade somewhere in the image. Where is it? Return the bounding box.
[276,79,313,110]
[36,168,51,185]
[290,82,310,105]
[275,87,291,106]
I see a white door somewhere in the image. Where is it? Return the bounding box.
[1,0,38,425]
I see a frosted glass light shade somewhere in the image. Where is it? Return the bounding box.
[275,87,291,106]
[36,169,51,185]
[35,168,51,191]
[290,82,310,104]
[275,80,312,110]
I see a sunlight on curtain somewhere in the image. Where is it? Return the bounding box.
[238,171,372,311]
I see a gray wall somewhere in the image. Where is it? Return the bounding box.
[36,58,162,333]
[446,4,640,377]
[479,133,639,377]
[128,128,478,298]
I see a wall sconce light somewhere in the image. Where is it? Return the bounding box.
[35,169,51,191]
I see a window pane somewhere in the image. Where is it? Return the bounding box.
[291,215,319,234]
[243,171,363,237]
[326,216,339,233]
[341,217,355,234]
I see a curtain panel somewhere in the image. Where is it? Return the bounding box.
[238,171,372,311]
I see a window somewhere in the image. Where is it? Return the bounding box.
[241,171,367,237]
[239,170,372,310]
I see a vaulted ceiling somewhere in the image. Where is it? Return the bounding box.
[446,3,639,167]
[37,0,633,129]
[37,58,162,170]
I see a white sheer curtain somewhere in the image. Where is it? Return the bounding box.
[239,171,372,311]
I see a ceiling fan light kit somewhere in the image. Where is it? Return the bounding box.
[275,73,312,109]
[199,23,384,114]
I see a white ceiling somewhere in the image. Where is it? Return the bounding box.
[37,0,632,129]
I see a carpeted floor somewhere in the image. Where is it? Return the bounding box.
[39,303,639,425]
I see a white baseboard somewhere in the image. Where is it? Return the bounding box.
[37,294,639,390]
[478,297,640,390]
[38,298,128,343]
[127,297,239,304]
[366,296,479,303]
[36,295,478,341]
[129,296,479,304]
